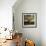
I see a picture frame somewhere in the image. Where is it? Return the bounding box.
[22,13,37,28]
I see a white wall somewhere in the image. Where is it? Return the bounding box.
[13,0,41,46]
[0,0,16,30]
[41,0,46,46]
[13,0,46,46]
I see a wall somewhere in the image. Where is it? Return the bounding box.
[13,0,41,46]
[41,0,46,46]
[0,0,17,38]
[0,0,16,30]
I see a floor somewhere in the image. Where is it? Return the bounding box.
[0,38,24,46]
[0,39,16,46]
[0,33,23,46]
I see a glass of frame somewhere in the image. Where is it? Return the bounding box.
[22,13,37,28]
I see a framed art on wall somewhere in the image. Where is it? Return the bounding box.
[22,13,37,28]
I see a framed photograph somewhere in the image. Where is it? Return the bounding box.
[22,13,37,28]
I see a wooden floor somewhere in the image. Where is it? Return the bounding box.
[0,39,16,46]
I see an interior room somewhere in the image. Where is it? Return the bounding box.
[0,0,46,46]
